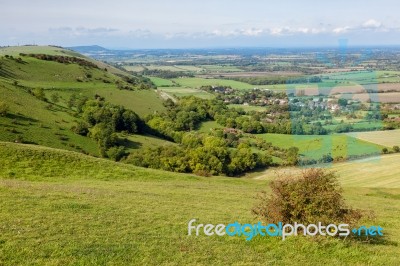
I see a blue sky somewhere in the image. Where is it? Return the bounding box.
[1,0,400,48]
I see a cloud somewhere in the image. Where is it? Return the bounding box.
[333,26,351,34]
[362,19,382,29]
[48,27,119,36]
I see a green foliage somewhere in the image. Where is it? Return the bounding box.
[252,169,362,226]
[0,101,9,116]
[286,147,299,166]
[31,87,47,101]
[393,146,400,153]
[50,92,60,103]
[89,123,118,157]
[106,146,126,161]
[21,53,99,68]
[126,133,272,176]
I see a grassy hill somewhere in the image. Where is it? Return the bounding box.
[0,142,399,264]
[0,46,168,155]
[255,153,400,188]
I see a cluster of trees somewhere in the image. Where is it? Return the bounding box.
[70,96,143,158]
[140,68,193,79]
[228,76,322,86]
[146,96,227,141]
[20,53,99,68]
[126,134,272,176]
[116,75,155,90]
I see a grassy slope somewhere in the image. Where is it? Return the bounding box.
[0,142,399,265]
[255,153,400,188]
[0,46,167,154]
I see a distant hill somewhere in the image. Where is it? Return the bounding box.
[67,45,110,54]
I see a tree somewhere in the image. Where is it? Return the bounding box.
[106,146,126,161]
[382,147,389,154]
[50,93,60,104]
[252,169,361,226]
[0,101,9,116]
[286,147,299,165]
[67,94,77,109]
[32,88,46,101]
[393,146,400,153]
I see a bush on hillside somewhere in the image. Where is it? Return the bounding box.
[252,168,361,226]
[0,101,9,116]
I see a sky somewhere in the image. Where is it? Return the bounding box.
[1,0,400,49]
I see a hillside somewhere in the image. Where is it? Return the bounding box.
[0,141,399,264]
[0,45,167,155]
[254,153,400,188]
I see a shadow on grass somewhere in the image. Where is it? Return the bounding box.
[0,68,16,79]
[6,113,38,123]
[118,137,143,150]
[347,234,398,246]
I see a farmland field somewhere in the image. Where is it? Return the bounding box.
[158,86,213,99]
[346,129,400,147]
[255,153,400,188]
[336,92,400,103]
[257,133,384,160]
[172,77,259,90]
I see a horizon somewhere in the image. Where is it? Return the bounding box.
[2,0,400,49]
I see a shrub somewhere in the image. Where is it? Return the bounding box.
[252,169,361,226]
[382,148,389,154]
[106,146,126,161]
[393,146,400,153]
[0,101,9,116]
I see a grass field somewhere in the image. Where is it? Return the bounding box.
[256,153,400,188]
[0,142,399,264]
[228,104,268,112]
[346,130,400,147]
[158,86,213,99]
[147,76,175,87]
[197,121,224,133]
[172,77,259,90]
[257,133,384,160]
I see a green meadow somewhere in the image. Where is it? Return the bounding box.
[0,142,399,265]
[257,133,384,160]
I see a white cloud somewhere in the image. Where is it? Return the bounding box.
[362,19,382,28]
[333,26,351,34]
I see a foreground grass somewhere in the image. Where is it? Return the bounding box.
[0,142,399,265]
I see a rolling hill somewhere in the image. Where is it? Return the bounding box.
[0,141,399,264]
[0,45,168,155]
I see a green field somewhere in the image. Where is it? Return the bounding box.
[122,134,176,152]
[197,121,224,133]
[257,133,384,160]
[347,129,400,148]
[321,70,400,85]
[158,86,214,99]
[0,142,399,264]
[172,77,259,90]
[228,104,268,112]
[256,153,400,188]
[147,76,175,87]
